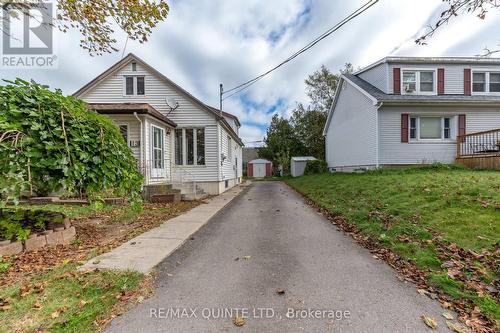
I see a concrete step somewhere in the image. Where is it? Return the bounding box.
[142,184,179,202]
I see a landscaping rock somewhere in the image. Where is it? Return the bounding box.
[64,217,71,228]
[0,240,23,256]
[29,196,59,204]
[61,226,76,243]
[45,230,64,246]
[150,193,181,203]
[104,197,127,205]
[25,235,47,252]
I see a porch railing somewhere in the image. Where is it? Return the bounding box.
[456,128,500,158]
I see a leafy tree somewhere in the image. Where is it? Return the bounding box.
[2,0,169,55]
[260,114,305,170]
[290,105,327,160]
[0,79,143,206]
[417,0,500,55]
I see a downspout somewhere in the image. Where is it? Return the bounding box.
[375,102,384,169]
[133,112,144,181]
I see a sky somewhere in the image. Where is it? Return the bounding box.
[2,0,500,146]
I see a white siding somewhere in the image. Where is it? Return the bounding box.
[100,114,141,160]
[379,106,500,164]
[358,63,388,93]
[325,81,378,169]
[79,59,221,183]
[220,124,238,181]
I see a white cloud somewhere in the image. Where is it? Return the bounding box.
[2,0,500,144]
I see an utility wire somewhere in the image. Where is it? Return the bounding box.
[222,0,379,101]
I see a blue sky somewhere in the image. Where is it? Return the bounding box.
[2,0,500,146]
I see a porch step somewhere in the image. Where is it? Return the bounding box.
[150,193,181,203]
[142,184,180,202]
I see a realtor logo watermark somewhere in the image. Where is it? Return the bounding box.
[2,1,57,68]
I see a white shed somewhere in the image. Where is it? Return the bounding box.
[248,158,272,178]
[291,156,316,177]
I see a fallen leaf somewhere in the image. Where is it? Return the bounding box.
[79,300,88,306]
[421,315,438,329]
[446,321,468,333]
[417,289,429,296]
[441,301,452,309]
[276,288,285,295]
[442,312,454,320]
[233,316,245,327]
[51,310,60,319]
[92,260,100,265]
[243,256,252,260]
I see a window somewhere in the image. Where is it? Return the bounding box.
[124,76,145,95]
[409,116,453,141]
[401,70,435,94]
[402,71,416,92]
[196,128,205,165]
[227,136,232,161]
[186,129,194,165]
[136,77,145,95]
[174,129,183,165]
[152,126,164,169]
[119,125,128,145]
[174,128,205,166]
[131,62,137,71]
[489,73,500,92]
[410,117,417,139]
[125,77,134,95]
[473,72,486,92]
[420,71,434,92]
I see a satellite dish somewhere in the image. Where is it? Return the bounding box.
[165,97,179,113]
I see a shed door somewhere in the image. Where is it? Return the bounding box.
[253,163,266,178]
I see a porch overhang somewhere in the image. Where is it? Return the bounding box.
[87,103,177,128]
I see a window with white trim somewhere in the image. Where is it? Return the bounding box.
[124,76,145,95]
[472,71,500,93]
[174,128,205,166]
[409,116,452,141]
[119,124,128,145]
[402,70,435,94]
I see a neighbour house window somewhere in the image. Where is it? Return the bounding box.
[409,116,453,141]
[175,129,183,165]
[401,70,435,94]
[124,76,145,95]
[227,136,232,161]
[472,71,500,93]
[174,128,205,166]
[473,72,486,92]
[119,125,128,145]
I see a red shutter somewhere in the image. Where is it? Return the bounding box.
[438,68,445,95]
[393,68,401,94]
[464,69,471,95]
[401,113,409,143]
[248,163,253,177]
[458,114,466,137]
[266,163,272,177]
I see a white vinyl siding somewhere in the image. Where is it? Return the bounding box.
[99,114,141,161]
[219,124,241,181]
[357,62,389,93]
[379,107,500,164]
[325,81,378,169]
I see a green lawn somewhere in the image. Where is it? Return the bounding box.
[286,165,499,324]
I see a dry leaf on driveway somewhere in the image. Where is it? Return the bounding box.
[233,316,245,327]
[446,321,468,333]
[421,315,438,329]
[442,312,454,320]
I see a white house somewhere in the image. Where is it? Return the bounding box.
[73,53,243,196]
[324,56,500,171]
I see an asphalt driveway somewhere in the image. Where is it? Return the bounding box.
[105,181,453,333]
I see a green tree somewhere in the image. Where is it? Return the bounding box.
[0,79,143,205]
[260,114,305,171]
[2,1,169,55]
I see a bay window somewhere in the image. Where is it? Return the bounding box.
[409,116,453,141]
[174,128,205,166]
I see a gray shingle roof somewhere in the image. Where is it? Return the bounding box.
[344,74,500,104]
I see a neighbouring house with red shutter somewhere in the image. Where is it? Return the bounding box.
[323,56,500,171]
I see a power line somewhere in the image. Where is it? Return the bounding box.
[221,0,379,101]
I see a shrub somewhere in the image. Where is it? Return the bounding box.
[304,159,328,175]
[0,79,143,205]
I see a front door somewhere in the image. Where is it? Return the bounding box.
[254,163,266,178]
[151,125,166,179]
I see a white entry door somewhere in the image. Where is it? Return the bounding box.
[151,125,166,178]
[253,163,266,178]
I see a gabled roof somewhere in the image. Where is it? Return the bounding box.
[205,105,241,127]
[73,53,243,146]
[87,103,177,127]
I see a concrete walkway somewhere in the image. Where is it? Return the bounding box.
[79,184,247,274]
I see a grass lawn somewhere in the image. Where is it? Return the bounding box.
[286,165,499,327]
[0,201,198,332]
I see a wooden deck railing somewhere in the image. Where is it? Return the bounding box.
[456,128,500,158]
